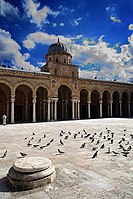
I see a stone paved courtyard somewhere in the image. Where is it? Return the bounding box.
[0,118,133,199]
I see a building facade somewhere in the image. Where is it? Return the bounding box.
[0,39,133,124]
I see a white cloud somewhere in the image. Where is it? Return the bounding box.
[60,23,64,26]
[106,4,122,24]
[0,29,38,71]
[23,0,59,27]
[52,23,57,27]
[71,18,82,26]
[129,24,133,30]
[58,5,74,15]
[23,31,133,82]
[0,0,19,19]
[110,16,121,23]
[23,32,72,49]
[37,61,46,67]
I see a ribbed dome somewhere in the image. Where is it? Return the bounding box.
[48,38,67,53]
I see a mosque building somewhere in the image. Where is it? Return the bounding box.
[0,39,133,124]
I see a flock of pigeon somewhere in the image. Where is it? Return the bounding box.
[1,127,133,160]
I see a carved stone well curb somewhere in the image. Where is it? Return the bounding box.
[7,157,56,190]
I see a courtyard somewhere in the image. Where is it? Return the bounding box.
[0,118,133,199]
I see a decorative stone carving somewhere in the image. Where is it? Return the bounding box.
[7,157,56,190]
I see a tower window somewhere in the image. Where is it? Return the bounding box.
[56,58,58,62]
[55,69,57,75]
[64,59,66,63]
[72,71,74,77]
[49,57,51,61]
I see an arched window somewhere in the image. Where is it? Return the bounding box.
[49,57,51,61]
[56,58,58,62]
[64,59,66,63]
[72,71,74,77]
[55,68,57,75]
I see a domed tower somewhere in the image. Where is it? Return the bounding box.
[41,38,79,78]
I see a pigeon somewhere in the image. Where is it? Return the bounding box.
[1,150,7,158]
[24,137,28,140]
[92,151,98,158]
[45,142,51,147]
[124,129,127,131]
[130,134,133,139]
[60,140,64,145]
[58,149,65,154]
[74,134,77,139]
[127,146,132,150]
[33,132,35,135]
[50,138,54,143]
[27,141,32,147]
[111,132,114,138]
[37,138,41,143]
[43,134,46,138]
[33,144,39,148]
[99,132,103,137]
[105,147,110,154]
[118,144,124,149]
[96,140,100,145]
[80,143,86,148]
[118,140,122,144]
[60,132,63,136]
[92,147,97,151]
[20,152,27,157]
[39,145,45,149]
[84,134,90,138]
[100,144,105,149]
[112,151,119,155]
[110,139,113,144]
[68,131,71,135]
[64,135,68,140]
[91,138,94,143]
[83,129,87,134]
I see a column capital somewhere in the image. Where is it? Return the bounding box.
[32,99,36,103]
[99,100,103,104]
[11,94,15,100]
[51,97,58,102]
[87,100,91,103]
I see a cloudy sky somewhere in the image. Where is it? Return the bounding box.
[0,0,133,82]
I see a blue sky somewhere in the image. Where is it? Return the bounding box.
[0,0,133,82]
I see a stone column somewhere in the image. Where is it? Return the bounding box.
[77,100,80,119]
[110,99,113,117]
[11,94,15,123]
[119,100,122,117]
[47,100,51,121]
[72,99,75,120]
[54,98,58,121]
[99,99,103,118]
[25,101,28,121]
[128,100,131,117]
[51,100,54,121]
[65,100,68,119]
[43,100,46,120]
[6,100,9,122]
[87,100,91,118]
[32,96,36,122]
[39,101,42,121]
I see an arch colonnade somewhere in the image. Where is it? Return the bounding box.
[0,82,133,124]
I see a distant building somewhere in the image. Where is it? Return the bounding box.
[0,39,133,124]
